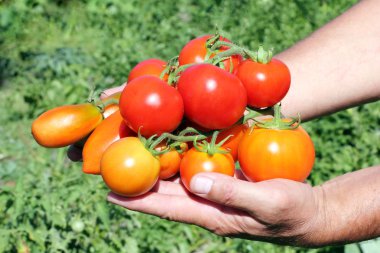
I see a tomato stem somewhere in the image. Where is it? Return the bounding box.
[254,103,302,130]
[193,131,231,156]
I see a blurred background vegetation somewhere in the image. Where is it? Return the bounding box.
[1,0,379,252]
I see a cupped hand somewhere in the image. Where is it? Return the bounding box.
[107,172,326,247]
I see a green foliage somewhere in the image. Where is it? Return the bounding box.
[1,0,379,252]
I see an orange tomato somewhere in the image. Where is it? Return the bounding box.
[156,142,188,180]
[82,110,134,175]
[31,103,103,148]
[127,58,168,82]
[238,124,315,182]
[100,92,121,118]
[211,124,249,161]
[101,137,160,197]
[180,147,235,191]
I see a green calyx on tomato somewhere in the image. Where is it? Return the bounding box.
[193,131,232,156]
[253,103,301,130]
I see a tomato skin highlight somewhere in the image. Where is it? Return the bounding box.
[31,103,103,148]
[127,58,168,82]
[177,64,247,130]
[236,59,291,108]
[82,110,135,175]
[179,35,242,73]
[101,137,160,197]
[119,76,184,137]
[180,148,235,191]
[238,125,315,182]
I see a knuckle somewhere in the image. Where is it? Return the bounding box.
[271,190,292,213]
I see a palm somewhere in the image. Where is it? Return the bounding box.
[108,175,318,242]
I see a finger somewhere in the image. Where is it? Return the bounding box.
[189,172,282,213]
[107,192,222,227]
[151,180,189,196]
[67,145,83,162]
[100,83,127,99]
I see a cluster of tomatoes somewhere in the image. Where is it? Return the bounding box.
[31,33,315,197]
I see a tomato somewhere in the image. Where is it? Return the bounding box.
[215,124,249,161]
[100,92,121,118]
[31,103,103,148]
[179,35,242,73]
[127,58,168,82]
[238,123,315,182]
[82,110,135,175]
[101,137,160,197]
[156,142,188,180]
[236,59,291,108]
[180,147,235,190]
[177,64,247,130]
[119,76,184,137]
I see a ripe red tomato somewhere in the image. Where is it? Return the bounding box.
[177,64,247,130]
[82,110,135,175]
[238,123,315,182]
[180,147,235,191]
[236,59,291,108]
[119,76,184,137]
[179,35,242,73]
[101,137,160,197]
[31,103,103,148]
[127,58,168,82]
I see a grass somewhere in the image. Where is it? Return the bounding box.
[1,0,379,252]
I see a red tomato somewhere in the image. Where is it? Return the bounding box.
[31,103,103,148]
[82,110,135,175]
[101,137,160,197]
[119,76,184,137]
[127,58,168,82]
[180,147,235,191]
[179,35,242,73]
[177,64,247,130]
[238,123,315,182]
[236,59,291,108]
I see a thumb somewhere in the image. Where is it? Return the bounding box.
[189,172,270,212]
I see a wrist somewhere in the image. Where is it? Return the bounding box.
[300,185,332,247]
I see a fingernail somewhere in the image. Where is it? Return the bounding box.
[190,176,214,194]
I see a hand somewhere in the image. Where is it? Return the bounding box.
[66,84,126,161]
[107,172,326,247]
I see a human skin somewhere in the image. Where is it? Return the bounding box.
[82,0,380,247]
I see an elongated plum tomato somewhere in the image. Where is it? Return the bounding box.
[82,110,135,175]
[177,64,247,130]
[236,59,291,108]
[101,137,160,197]
[31,103,103,148]
[180,147,235,191]
[178,35,242,73]
[100,92,121,118]
[127,58,168,82]
[156,142,188,180]
[119,76,184,137]
[238,123,315,182]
